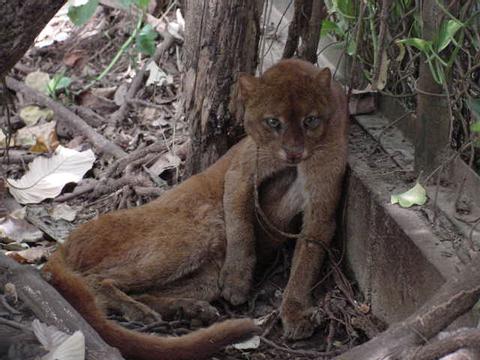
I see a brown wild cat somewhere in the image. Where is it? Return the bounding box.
[44,59,348,360]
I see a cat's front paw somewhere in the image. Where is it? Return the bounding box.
[219,265,252,305]
[281,301,315,340]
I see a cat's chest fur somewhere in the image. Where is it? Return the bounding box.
[257,166,306,236]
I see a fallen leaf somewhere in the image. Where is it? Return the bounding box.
[32,319,85,360]
[167,9,185,40]
[50,203,77,222]
[0,216,43,243]
[113,83,128,106]
[146,62,173,87]
[391,182,427,208]
[6,246,51,264]
[15,121,57,148]
[63,49,88,69]
[232,335,260,350]
[7,145,95,204]
[4,283,18,304]
[77,90,117,112]
[10,207,27,220]
[357,303,370,314]
[25,71,51,95]
[0,132,14,147]
[19,106,55,127]
[29,130,60,153]
[148,152,181,176]
[2,243,28,251]
[26,205,75,244]
[91,86,116,98]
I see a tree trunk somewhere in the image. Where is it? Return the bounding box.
[0,0,66,78]
[182,0,263,177]
[414,0,450,175]
[282,0,326,64]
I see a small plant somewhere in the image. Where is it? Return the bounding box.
[47,72,72,99]
[397,18,463,85]
[67,0,160,90]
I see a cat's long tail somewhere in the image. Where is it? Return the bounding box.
[43,249,258,360]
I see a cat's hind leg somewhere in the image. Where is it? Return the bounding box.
[133,260,223,324]
[86,276,162,324]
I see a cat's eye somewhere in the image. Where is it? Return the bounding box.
[265,117,281,130]
[303,116,322,129]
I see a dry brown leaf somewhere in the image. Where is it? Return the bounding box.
[30,130,59,153]
[15,121,57,149]
[77,91,117,112]
[63,49,88,69]
[6,246,52,264]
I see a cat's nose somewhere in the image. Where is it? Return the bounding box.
[286,152,303,161]
[283,145,304,162]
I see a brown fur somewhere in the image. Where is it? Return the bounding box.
[43,59,348,359]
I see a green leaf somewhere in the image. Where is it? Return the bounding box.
[391,182,428,208]
[47,74,72,97]
[467,98,480,121]
[136,24,158,56]
[134,0,150,10]
[434,19,463,52]
[333,0,355,18]
[321,20,344,37]
[471,122,480,133]
[68,0,99,26]
[346,37,356,56]
[397,38,432,53]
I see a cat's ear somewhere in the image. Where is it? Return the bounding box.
[238,73,260,100]
[315,67,332,89]
[230,73,258,123]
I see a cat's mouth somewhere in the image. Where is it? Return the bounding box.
[278,150,308,165]
[285,158,304,165]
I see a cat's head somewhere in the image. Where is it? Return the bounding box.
[237,60,335,165]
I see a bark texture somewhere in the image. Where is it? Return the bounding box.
[414,0,450,174]
[182,0,263,176]
[282,0,326,63]
[0,0,66,78]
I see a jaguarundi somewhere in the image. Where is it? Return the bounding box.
[44,58,349,360]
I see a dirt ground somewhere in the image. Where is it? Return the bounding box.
[0,5,384,359]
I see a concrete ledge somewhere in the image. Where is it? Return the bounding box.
[345,122,475,326]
